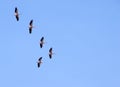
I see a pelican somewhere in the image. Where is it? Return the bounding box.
[14,7,19,21]
[29,20,33,34]
[49,48,53,59]
[40,37,44,48]
[37,57,42,68]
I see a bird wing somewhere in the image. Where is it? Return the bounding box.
[49,54,52,59]
[29,20,33,25]
[39,57,42,61]
[16,16,19,21]
[41,37,44,42]
[40,43,43,48]
[49,48,52,52]
[37,62,40,67]
[15,7,18,13]
[29,28,32,34]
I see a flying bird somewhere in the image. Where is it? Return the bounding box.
[49,48,53,59]
[29,20,33,34]
[14,7,19,21]
[40,37,44,48]
[37,57,42,68]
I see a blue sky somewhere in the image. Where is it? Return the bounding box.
[0,0,120,87]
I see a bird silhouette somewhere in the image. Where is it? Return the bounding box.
[29,20,33,34]
[14,7,19,21]
[40,37,44,48]
[49,48,53,59]
[37,57,42,68]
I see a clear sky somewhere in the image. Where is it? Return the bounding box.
[0,0,120,87]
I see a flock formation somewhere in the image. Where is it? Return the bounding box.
[14,7,54,68]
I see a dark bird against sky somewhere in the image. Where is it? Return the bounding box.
[29,20,33,34]
[40,37,44,48]
[49,48,53,59]
[14,7,19,21]
[37,57,42,68]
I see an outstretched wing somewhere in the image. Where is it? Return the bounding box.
[15,7,18,13]
[40,43,43,48]
[37,62,40,68]
[39,57,42,61]
[29,28,32,34]
[49,48,52,52]
[41,37,44,42]
[16,16,19,21]
[49,54,52,59]
[29,20,33,25]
